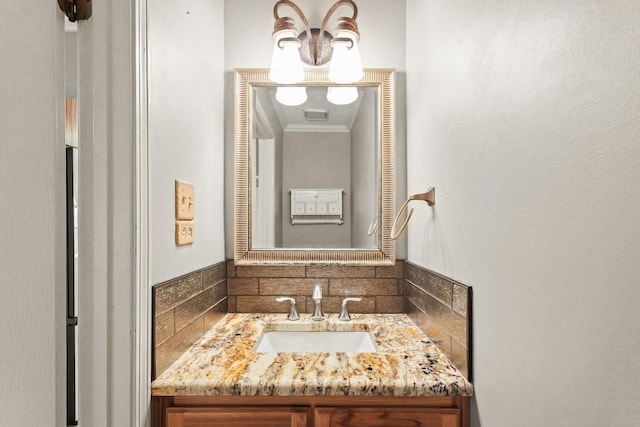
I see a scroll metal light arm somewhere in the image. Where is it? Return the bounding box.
[390,187,436,241]
[272,0,313,61]
[273,0,359,66]
[318,0,359,65]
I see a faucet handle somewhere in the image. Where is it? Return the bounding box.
[339,297,362,321]
[312,284,323,300]
[275,297,300,321]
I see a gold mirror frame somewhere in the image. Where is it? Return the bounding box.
[234,68,395,265]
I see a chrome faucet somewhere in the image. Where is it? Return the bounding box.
[338,297,362,321]
[275,297,300,321]
[311,284,325,321]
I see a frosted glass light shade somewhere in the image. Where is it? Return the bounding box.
[276,86,307,106]
[328,31,363,84]
[269,31,305,84]
[327,86,358,105]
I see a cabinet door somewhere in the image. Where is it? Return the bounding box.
[314,407,460,427]
[167,406,309,427]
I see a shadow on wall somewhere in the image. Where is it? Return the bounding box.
[471,394,482,427]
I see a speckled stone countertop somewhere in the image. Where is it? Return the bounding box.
[152,313,472,397]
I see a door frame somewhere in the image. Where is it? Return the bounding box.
[76,0,151,426]
[134,0,151,426]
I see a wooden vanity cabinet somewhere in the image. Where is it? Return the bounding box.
[314,407,460,427]
[165,406,309,427]
[153,396,469,427]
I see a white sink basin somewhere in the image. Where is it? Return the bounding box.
[254,331,377,353]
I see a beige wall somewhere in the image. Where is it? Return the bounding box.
[406,1,640,425]
[149,0,226,284]
[282,131,351,247]
[0,3,65,426]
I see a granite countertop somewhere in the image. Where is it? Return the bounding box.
[151,313,473,397]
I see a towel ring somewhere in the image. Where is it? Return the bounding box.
[390,187,435,240]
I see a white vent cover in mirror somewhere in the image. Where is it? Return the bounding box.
[304,109,328,121]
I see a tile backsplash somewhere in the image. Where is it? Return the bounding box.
[227,260,405,315]
[404,262,473,380]
[152,261,227,378]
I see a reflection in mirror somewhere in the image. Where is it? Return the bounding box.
[234,68,395,265]
[251,85,378,250]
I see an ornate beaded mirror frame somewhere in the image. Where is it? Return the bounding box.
[234,68,396,265]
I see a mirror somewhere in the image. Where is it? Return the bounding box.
[234,68,395,265]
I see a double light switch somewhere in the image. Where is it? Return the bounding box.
[175,180,195,245]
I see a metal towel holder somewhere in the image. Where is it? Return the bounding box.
[390,187,436,240]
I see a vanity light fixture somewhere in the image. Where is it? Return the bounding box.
[275,86,358,106]
[275,86,308,106]
[326,86,358,105]
[269,0,364,85]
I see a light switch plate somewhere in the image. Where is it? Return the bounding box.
[175,220,195,246]
[175,180,195,220]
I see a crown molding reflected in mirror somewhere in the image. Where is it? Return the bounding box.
[234,68,395,265]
